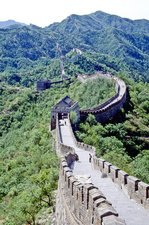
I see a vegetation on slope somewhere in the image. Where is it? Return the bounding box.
[0,9,149,223]
[0,77,115,224]
[0,85,61,224]
[47,11,149,82]
[68,77,115,109]
[1,10,149,86]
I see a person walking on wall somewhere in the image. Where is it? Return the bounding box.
[89,153,92,163]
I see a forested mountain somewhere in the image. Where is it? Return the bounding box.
[1,10,149,224]
[47,11,149,81]
[0,11,149,85]
[0,20,26,28]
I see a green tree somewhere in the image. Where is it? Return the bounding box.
[70,111,78,124]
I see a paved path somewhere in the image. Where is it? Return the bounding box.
[59,119,149,225]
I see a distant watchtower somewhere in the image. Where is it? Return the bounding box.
[36,80,51,91]
[51,96,80,130]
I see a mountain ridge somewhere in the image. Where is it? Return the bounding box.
[48,10,149,34]
[0,10,149,85]
[0,19,26,28]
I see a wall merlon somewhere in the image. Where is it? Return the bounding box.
[97,203,118,220]
[61,161,68,168]
[98,158,106,172]
[102,215,126,225]
[66,171,73,178]
[95,198,109,208]
[103,162,112,174]
[138,182,149,199]
[109,166,120,183]
[92,192,106,202]
[118,170,129,186]
[127,176,141,190]
[64,166,72,173]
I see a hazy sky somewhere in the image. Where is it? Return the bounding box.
[1,0,149,27]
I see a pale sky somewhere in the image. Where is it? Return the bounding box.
[0,0,149,27]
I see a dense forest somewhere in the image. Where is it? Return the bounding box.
[0,10,149,224]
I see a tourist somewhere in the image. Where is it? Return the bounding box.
[89,153,92,162]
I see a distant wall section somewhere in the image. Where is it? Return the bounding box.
[78,72,127,123]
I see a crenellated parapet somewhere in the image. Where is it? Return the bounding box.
[55,115,126,225]
[79,72,127,123]
[56,154,126,224]
[53,73,149,225]
[93,158,149,209]
[67,115,149,210]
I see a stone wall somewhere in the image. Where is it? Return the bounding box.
[56,156,126,225]
[54,72,148,225]
[36,78,71,91]
[55,116,126,225]
[79,72,127,123]
[93,157,149,209]
[67,116,149,210]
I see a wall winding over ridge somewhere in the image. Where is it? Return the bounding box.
[54,73,149,225]
[78,72,127,122]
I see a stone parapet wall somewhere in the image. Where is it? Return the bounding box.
[56,155,125,225]
[79,72,127,123]
[93,157,149,209]
[67,116,149,210]
[55,116,125,224]
[37,78,71,91]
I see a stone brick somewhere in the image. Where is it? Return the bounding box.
[118,170,129,186]
[98,158,105,172]
[103,161,112,174]
[127,176,141,200]
[96,202,118,219]
[109,166,120,184]
[138,181,149,199]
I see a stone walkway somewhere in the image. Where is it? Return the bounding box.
[60,119,149,225]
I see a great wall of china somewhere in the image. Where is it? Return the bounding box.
[52,72,149,225]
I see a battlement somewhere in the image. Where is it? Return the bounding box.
[67,117,149,210]
[56,156,126,225]
[79,72,127,123]
[53,73,149,224]
[55,115,126,225]
[36,78,71,91]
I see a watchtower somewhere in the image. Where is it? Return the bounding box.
[51,96,80,130]
[36,80,51,91]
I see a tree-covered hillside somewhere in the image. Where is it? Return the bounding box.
[47,11,149,82]
[0,78,116,224]
[0,10,149,223]
[0,11,149,85]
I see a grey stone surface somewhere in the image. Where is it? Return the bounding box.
[60,119,149,225]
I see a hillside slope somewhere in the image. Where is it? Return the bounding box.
[0,11,149,85]
[47,11,149,81]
